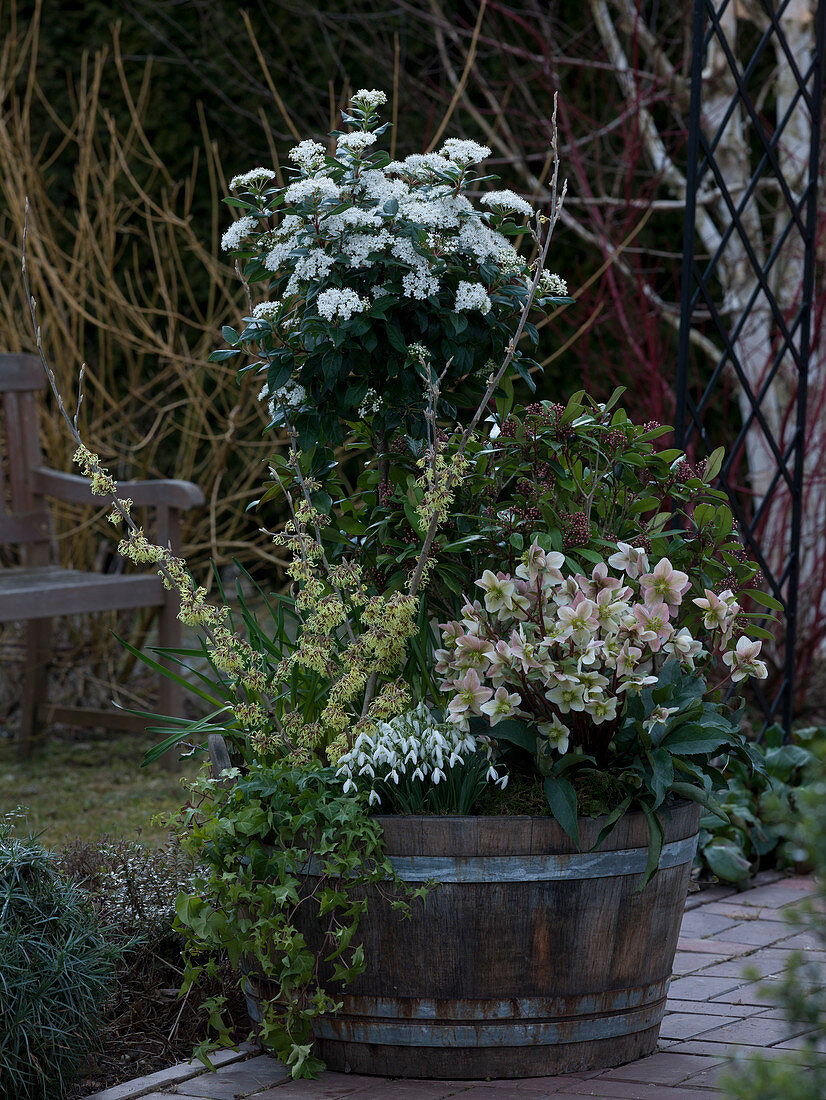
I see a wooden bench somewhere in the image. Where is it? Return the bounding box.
[0,352,204,760]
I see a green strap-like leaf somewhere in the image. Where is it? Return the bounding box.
[543,775,580,848]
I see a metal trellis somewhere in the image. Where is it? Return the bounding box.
[676,0,826,732]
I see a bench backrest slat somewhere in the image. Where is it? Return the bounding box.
[1,355,52,559]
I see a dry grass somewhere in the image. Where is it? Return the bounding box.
[0,727,200,847]
[0,3,293,722]
[0,2,287,580]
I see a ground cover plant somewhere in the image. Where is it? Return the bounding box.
[57,835,247,1098]
[27,90,777,1078]
[0,821,122,1100]
[697,726,817,886]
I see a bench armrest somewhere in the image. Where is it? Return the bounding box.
[31,467,205,510]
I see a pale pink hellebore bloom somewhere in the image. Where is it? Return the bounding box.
[640,558,690,609]
[446,668,493,725]
[692,588,738,633]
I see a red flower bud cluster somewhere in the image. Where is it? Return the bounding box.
[562,510,590,548]
[603,429,628,456]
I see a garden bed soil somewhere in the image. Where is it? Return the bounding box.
[67,949,249,1098]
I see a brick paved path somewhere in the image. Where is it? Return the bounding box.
[85,872,821,1100]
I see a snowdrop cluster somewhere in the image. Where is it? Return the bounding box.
[436,539,768,755]
[335,702,506,808]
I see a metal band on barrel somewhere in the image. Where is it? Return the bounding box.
[305,833,698,882]
[313,998,667,1047]
[321,978,670,1021]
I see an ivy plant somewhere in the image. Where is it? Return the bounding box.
[171,761,426,1078]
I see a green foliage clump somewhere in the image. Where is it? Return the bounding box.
[721,744,826,1100]
[172,762,426,1078]
[698,726,816,885]
[0,825,121,1100]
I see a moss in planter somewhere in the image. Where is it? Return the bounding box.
[474,769,627,819]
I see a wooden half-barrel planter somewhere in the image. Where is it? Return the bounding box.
[244,800,700,1079]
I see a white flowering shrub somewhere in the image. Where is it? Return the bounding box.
[335,702,506,814]
[214,88,570,449]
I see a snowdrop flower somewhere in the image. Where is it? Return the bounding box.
[455,280,492,314]
[221,215,257,251]
[481,189,534,217]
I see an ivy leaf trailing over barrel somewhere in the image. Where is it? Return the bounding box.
[171,762,425,1079]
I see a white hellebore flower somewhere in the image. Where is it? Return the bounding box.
[476,569,518,615]
[480,686,521,726]
[538,716,570,754]
[723,636,769,681]
[608,541,650,579]
[643,705,681,734]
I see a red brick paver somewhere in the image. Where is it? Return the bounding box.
[83,873,821,1100]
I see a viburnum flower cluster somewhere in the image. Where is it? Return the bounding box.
[335,702,506,814]
[217,88,569,447]
[435,538,768,757]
